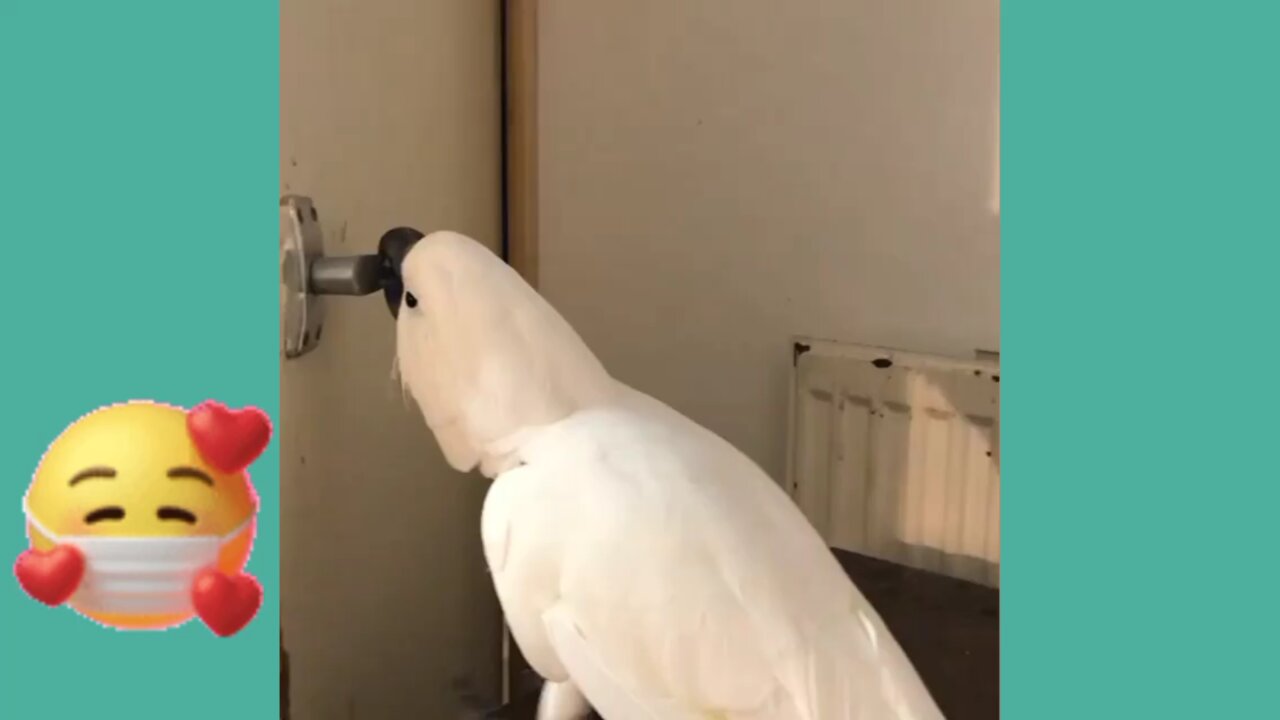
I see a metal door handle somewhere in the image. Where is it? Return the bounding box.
[280,195,422,358]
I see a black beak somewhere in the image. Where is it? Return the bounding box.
[378,227,424,318]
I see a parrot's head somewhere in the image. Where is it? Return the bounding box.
[385,230,617,476]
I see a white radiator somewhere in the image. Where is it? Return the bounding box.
[786,338,1001,587]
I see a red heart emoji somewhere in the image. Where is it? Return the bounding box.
[192,568,263,637]
[187,401,272,474]
[15,545,85,606]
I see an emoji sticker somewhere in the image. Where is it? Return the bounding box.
[14,400,271,636]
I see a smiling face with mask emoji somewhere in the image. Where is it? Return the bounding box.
[14,400,271,636]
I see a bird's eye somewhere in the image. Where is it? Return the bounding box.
[405,291,418,309]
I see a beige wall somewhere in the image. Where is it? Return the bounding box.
[536,1,1000,480]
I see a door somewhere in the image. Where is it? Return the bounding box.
[280,1,504,718]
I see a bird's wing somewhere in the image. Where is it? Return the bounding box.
[480,461,572,684]
[541,604,711,720]
[621,392,947,720]
[484,426,782,719]
[493,395,944,720]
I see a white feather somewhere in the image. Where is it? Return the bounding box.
[537,680,592,720]
[395,231,616,475]
[397,232,946,719]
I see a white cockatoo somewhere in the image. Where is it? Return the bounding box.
[387,230,945,720]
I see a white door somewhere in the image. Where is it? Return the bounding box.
[280,1,503,717]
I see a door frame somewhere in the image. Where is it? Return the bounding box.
[500,0,540,705]
[504,0,539,289]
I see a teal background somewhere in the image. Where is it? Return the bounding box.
[1005,1,1279,717]
[0,2,279,718]
[2,0,1278,718]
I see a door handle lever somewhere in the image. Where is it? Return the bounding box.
[280,195,420,358]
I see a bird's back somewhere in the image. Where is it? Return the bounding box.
[514,385,944,719]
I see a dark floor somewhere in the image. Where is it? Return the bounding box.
[487,549,999,719]
[832,551,999,720]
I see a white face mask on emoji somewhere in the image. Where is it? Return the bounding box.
[22,503,251,618]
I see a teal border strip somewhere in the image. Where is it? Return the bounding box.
[1005,2,1279,716]
[1,2,279,717]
